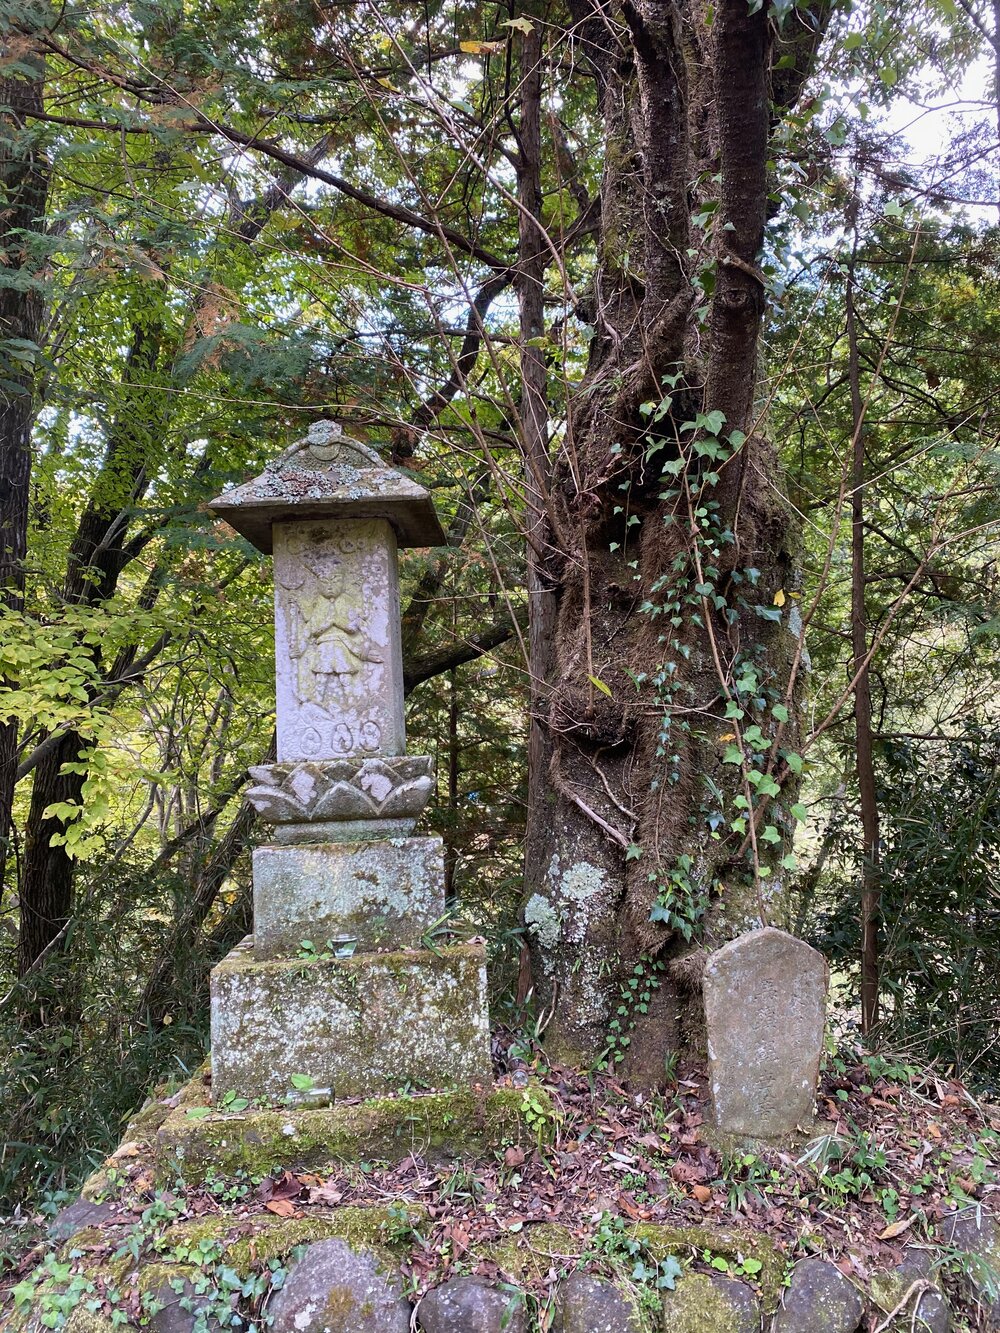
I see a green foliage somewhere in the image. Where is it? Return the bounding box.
[816,727,1000,1093]
[588,1213,683,1308]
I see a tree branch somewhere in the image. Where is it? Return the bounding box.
[403,616,517,693]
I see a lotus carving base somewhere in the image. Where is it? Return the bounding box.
[247,756,434,842]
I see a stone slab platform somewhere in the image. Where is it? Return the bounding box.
[210,938,490,1104]
[252,836,445,958]
[119,1082,544,1186]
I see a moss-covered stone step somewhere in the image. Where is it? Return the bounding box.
[85,1080,550,1191]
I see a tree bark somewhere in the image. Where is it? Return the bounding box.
[846,232,881,1033]
[516,14,558,999]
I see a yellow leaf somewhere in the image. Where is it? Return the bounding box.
[502,16,535,34]
[719,733,736,742]
[878,1214,916,1240]
[376,76,400,92]
[773,588,786,606]
[588,674,613,698]
[460,39,505,53]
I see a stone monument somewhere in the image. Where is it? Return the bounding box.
[207,420,492,1104]
[703,927,828,1138]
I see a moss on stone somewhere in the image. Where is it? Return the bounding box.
[475,1223,577,1281]
[659,1273,750,1333]
[79,1170,114,1204]
[63,1311,117,1333]
[153,1081,546,1183]
[55,1231,134,1285]
[134,1261,198,1296]
[124,1099,175,1141]
[157,1205,426,1273]
[629,1222,784,1308]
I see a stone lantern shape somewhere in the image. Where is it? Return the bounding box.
[206,421,492,1104]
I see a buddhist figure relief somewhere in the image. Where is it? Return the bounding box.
[272,515,405,762]
[276,525,383,714]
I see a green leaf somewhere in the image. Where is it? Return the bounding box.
[771,703,789,723]
[588,674,613,698]
[290,1073,316,1091]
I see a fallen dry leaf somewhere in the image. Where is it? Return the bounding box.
[878,1214,916,1240]
[264,1198,297,1218]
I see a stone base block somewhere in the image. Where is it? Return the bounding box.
[252,837,445,958]
[210,938,491,1103]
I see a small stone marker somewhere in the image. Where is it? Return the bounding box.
[207,421,492,1103]
[703,926,828,1138]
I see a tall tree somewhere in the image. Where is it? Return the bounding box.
[520,1,831,1067]
[0,1,49,882]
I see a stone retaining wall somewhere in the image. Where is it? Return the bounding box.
[13,1201,1000,1332]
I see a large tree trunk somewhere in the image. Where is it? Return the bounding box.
[524,0,826,1071]
[517,15,559,995]
[0,14,48,888]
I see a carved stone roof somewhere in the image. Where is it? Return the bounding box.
[208,421,447,552]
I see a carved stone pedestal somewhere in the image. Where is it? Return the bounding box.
[211,939,491,1104]
[252,837,446,958]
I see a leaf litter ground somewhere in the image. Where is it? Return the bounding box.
[3,1033,999,1328]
